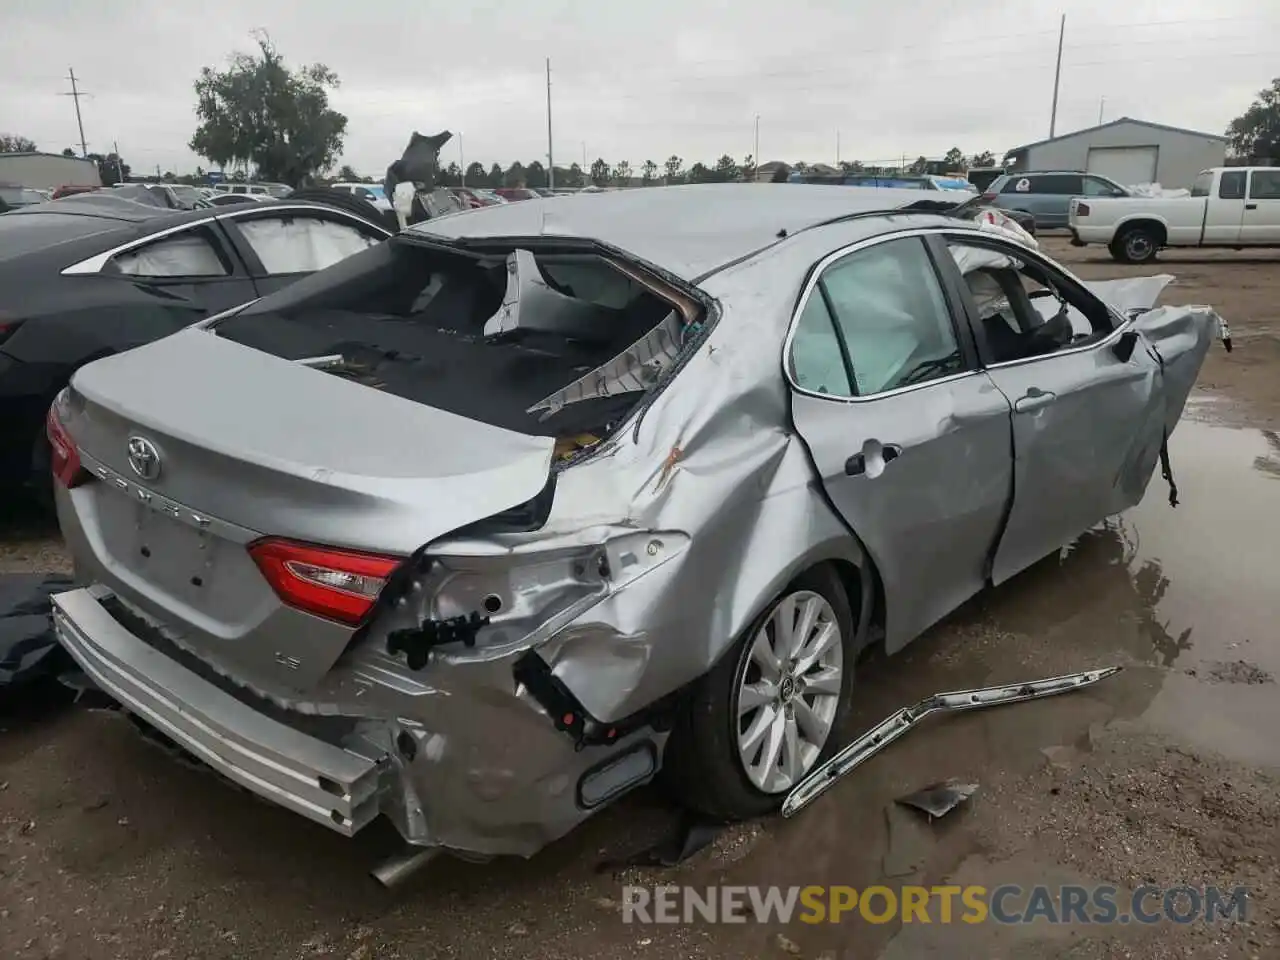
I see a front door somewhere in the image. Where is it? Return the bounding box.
[940,234,1168,585]
[786,234,1014,651]
[1240,169,1280,244]
[1203,169,1246,244]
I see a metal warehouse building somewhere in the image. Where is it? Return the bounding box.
[1004,117,1227,190]
[0,152,101,190]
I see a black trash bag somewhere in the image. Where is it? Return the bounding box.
[383,130,464,225]
[0,573,76,690]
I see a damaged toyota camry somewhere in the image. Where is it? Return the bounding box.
[45,184,1224,880]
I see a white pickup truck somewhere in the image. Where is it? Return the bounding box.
[1068,166,1280,263]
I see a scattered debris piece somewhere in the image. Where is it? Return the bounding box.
[1203,660,1273,685]
[774,932,802,955]
[596,811,723,871]
[895,779,979,820]
[783,667,1123,817]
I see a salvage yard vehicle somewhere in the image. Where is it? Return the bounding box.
[44,184,1221,882]
[984,170,1130,229]
[1069,166,1280,263]
[0,194,391,503]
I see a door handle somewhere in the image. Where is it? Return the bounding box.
[1014,388,1057,413]
[1245,203,1258,210]
[845,443,901,477]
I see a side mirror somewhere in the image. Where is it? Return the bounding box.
[1112,329,1138,363]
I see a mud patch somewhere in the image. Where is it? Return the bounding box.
[1200,660,1274,685]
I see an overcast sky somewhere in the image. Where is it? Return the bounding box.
[2,0,1275,177]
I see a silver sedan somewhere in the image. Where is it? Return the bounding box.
[47,184,1221,878]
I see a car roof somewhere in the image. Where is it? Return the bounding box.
[408,183,950,281]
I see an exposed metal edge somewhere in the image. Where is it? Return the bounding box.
[782,666,1122,818]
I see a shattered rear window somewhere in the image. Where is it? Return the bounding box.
[214,239,695,441]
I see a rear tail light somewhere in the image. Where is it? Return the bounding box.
[0,315,22,347]
[1075,201,1091,217]
[248,538,402,626]
[46,398,90,489]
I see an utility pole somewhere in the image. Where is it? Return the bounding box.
[61,68,90,157]
[836,129,841,166]
[458,132,466,186]
[113,139,123,183]
[546,58,555,191]
[753,115,760,173]
[1049,14,1065,138]
[1098,97,1106,125]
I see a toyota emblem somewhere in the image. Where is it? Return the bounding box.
[126,436,162,481]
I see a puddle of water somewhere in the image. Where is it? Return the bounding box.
[670,419,1280,958]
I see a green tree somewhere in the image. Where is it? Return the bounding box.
[487,163,504,187]
[464,161,486,185]
[612,160,633,186]
[839,160,864,173]
[565,162,585,188]
[504,161,527,187]
[687,162,711,183]
[337,164,359,181]
[942,146,966,170]
[1227,77,1280,159]
[589,157,610,186]
[712,154,739,182]
[438,162,462,186]
[641,159,658,185]
[741,153,756,181]
[909,155,929,174]
[0,134,38,153]
[61,147,76,157]
[971,150,996,167]
[524,160,547,188]
[189,34,348,187]
[87,152,130,186]
[664,155,684,183]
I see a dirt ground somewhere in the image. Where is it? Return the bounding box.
[2,237,1279,959]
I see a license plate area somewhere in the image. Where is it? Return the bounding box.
[93,481,232,603]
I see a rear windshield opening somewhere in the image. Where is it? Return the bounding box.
[213,238,700,451]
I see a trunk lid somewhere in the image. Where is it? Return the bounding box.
[67,328,555,555]
[58,328,555,693]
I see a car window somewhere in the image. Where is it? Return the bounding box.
[1247,169,1280,200]
[1001,176,1032,195]
[109,229,230,278]
[1082,177,1123,197]
[236,214,382,274]
[789,292,853,396]
[800,237,962,397]
[1034,174,1084,195]
[1219,171,1247,200]
[948,240,1114,364]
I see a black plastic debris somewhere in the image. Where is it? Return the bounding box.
[895,779,979,820]
[0,573,75,693]
[596,810,724,871]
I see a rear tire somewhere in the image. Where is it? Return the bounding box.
[1110,225,1160,264]
[661,564,857,821]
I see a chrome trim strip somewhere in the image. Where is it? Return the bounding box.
[781,225,1131,404]
[60,203,392,276]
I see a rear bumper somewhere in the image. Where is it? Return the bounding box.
[52,586,388,836]
[50,582,662,858]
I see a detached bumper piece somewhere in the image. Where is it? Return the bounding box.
[50,587,389,836]
[782,667,1122,818]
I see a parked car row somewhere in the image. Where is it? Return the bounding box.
[10,183,1222,885]
[0,191,392,503]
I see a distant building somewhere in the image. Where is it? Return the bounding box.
[0,152,101,190]
[1003,117,1227,189]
